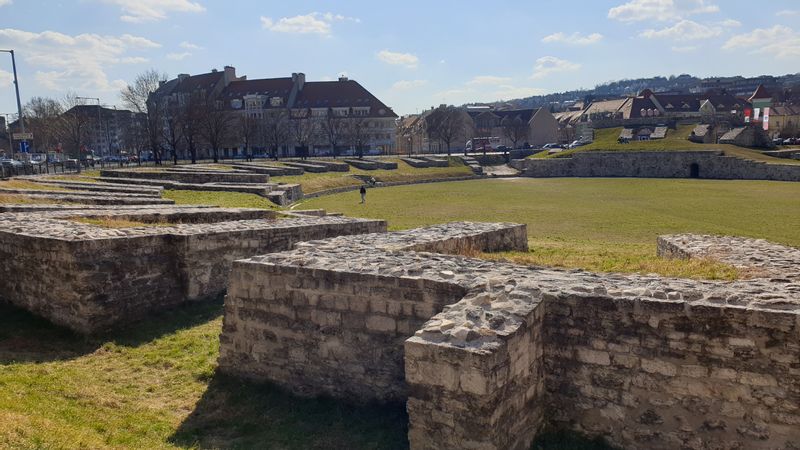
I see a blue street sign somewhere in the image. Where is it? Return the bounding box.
[19,141,29,153]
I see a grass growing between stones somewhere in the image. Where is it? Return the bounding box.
[300,177,800,280]
[162,190,278,210]
[535,125,800,165]
[0,193,67,204]
[0,180,69,191]
[272,158,473,194]
[0,301,409,449]
[70,217,176,228]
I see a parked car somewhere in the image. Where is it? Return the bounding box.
[542,143,560,150]
[0,158,23,168]
[783,138,798,146]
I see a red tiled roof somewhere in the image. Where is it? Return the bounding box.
[749,84,771,101]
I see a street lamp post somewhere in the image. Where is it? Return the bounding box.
[0,50,26,153]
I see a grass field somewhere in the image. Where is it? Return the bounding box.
[2,176,798,449]
[299,178,800,279]
[271,158,473,194]
[535,125,800,165]
[163,190,279,209]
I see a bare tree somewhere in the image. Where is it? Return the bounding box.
[121,112,149,164]
[289,111,318,160]
[180,93,204,164]
[260,109,290,160]
[501,115,529,150]
[428,105,465,156]
[23,96,63,154]
[120,69,168,164]
[238,114,259,161]
[321,110,347,158]
[162,98,182,165]
[56,93,94,159]
[346,115,370,159]
[198,95,235,163]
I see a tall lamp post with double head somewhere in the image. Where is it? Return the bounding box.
[0,49,26,154]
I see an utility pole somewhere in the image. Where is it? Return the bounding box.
[0,50,26,153]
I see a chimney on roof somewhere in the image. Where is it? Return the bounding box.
[338,75,348,82]
[292,72,305,92]
[224,65,236,81]
[177,73,190,81]
[211,69,218,73]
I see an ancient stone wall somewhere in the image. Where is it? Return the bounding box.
[218,223,528,401]
[543,294,800,450]
[100,169,270,184]
[511,151,800,181]
[219,225,800,450]
[0,211,385,333]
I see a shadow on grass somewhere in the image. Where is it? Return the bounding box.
[531,428,619,450]
[170,372,409,450]
[0,298,223,364]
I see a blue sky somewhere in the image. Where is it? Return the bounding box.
[0,0,799,116]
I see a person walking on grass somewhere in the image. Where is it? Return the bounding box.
[360,184,367,204]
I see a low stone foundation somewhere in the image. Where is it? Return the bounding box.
[511,150,800,181]
[0,209,385,333]
[219,226,800,450]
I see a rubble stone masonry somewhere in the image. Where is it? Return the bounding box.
[0,208,385,333]
[219,224,800,450]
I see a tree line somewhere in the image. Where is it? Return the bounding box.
[422,105,533,155]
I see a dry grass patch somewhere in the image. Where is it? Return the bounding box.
[272,158,473,194]
[0,180,68,191]
[0,194,66,205]
[70,217,176,228]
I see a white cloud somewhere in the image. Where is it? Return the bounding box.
[0,0,12,7]
[671,45,698,52]
[120,34,161,48]
[466,75,512,86]
[119,56,149,64]
[434,84,545,104]
[541,32,603,45]
[530,56,580,80]
[260,12,358,36]
[720,19,741,27]
[0,28,157,92]
[98,0,205,23]
[641,19,722,41]
[608,0,718,22]
[179,41,202,50]
[377,50,419,68]
[391,80,428,91]
[777,10,799,17]
[722,25,800,59]
[0,69,12,87]
[166,52,191,60]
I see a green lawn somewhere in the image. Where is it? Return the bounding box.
[299,178,800,280]
[271,158,473,194]
[3,177,799,449]
[536,125,800,165]
[0,301,408,450]
[163,190,279,210]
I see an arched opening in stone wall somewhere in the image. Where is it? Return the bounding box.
[690,163,700,178]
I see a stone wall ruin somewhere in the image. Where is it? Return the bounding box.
[0,206,385,333]
[218,223,800,450]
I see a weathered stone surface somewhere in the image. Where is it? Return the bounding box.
[219,225,800,450]
[0,208,385,333]
[511,150,800,181]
